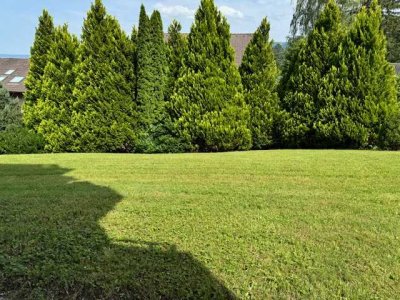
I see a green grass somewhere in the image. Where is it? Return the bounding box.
[0,151,399,299]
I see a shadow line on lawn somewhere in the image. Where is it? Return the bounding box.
[0,164,235,299]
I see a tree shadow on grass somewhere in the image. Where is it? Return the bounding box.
[0,164,236,299]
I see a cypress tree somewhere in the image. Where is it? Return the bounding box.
[24,10,55,130]
[239,17,281,149]
[0,84,22,131]
[72,0,136,152]
[34,25,79,152]
[136,5,150,109]
[171,0,251,152]
[131,26,138,100]
[281,0,347,147]
[342,0,400,149]
[136,7,170,153]
[166,20,187,98]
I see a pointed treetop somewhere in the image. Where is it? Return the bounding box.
[240,16,278,90]
[150,10,163,34]
[314,0,342,32]
[186,0,235,73]
[139,4,149,26]
[131,26,138,42]
[169,20,182,34]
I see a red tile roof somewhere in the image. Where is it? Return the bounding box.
[0,58,29,93]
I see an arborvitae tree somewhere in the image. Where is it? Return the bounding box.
[290,0,400,62]
[281,0,347,147]
[171,0,251,152]
[342,0,400,149]
[239,18,281,149]
[278,37,307,101]
[135,7,170,152]
[24,10,55,130]
[71,0,136,152]
[166,20,187,98]
[33,25,79,152]
[131,26,138,100]
[0,85,22,131]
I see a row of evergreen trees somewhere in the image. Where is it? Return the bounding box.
[23,0,400,153]
[281,0,399,149]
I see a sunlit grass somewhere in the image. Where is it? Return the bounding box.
[1,151,399,299]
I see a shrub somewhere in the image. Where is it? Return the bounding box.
[0,85,22,131]
[0,126,45,154]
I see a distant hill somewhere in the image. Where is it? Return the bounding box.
[0,54,29,59]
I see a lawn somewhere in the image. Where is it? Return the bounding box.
[0,151,399,299]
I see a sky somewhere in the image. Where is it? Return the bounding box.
[0,0,294,55]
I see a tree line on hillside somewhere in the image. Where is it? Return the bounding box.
[16,0,400,153]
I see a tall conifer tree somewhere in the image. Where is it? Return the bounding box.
[281,0,347,147]
[136,7,169,152]
[24,10,55,130]
[342,0,400,149]
[171,0,251,152]
[166,20,187,99]
[131,26,138,100]
[239,18,281,149]
[34,25,79,152]
[72,0,136,152]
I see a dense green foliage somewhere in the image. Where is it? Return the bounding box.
[171,0,251,152]
[71,0,136,152]
[281,0,400,149]
[341,0,400,149]
[166,20,187,98]
[0,84,42,154]
[30,25,79,152]
[134,8,185,153]
[281,0,346,147]
[290,0,400,62]
[12,0,399,154]
[1,151,400,298]
[135,7,173,153]
[239,18,282,149]
[24,10,55,130]
[0,126,44,154]
[0,85,22,131]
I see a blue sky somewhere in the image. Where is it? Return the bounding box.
[0,0,294,54]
